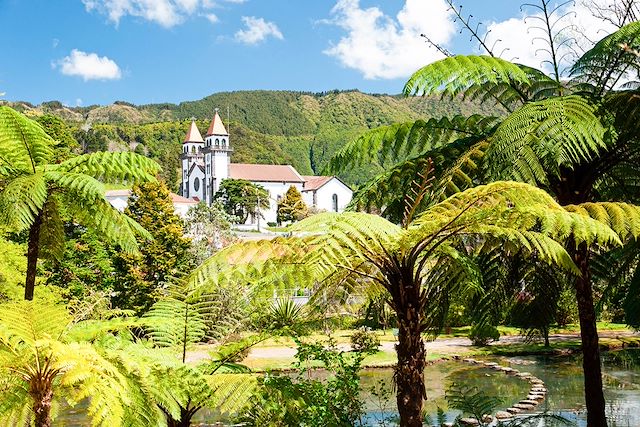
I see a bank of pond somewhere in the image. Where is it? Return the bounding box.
[59,348,640,426]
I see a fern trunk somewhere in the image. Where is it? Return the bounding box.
[573,243,608,427]
[167,407,195,427]
[29,379,53,427]
[393,273,426,427]
[25,212,43,301]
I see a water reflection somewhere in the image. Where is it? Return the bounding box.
[58,349,640,426]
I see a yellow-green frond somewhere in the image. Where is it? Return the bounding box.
[0,106,54,175]
[54,151,161,185]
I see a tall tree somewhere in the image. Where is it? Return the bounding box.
[112,181,192,313]
[214,179,269,224]
[0,107,160,300]
[327,12,640,426]
[277,185,308,224]
[190,181,625,427]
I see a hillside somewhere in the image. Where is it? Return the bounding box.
[2,90,499,189]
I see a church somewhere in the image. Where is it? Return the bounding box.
[180,110,353,224]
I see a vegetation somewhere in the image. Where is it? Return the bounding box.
[214,179,269,224]
[277,185,308,224]
[0,107,160,300]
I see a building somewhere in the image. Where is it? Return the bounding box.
[105,189,197,218]
[180,109,353,224]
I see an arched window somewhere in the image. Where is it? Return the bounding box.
[191,145,195,153]
[332,194,338,212]
[221,138,226,147]
[194,177,200,192]
[215,138,220,147]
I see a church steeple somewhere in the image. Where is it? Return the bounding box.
[203,108,231,205]
[206,108,228,137]
[183,118,204,143]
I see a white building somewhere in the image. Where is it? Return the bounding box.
[105,189,198,218]
[180,109,353,224]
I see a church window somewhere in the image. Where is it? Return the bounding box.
[332,194,338,212]
[221,138,226,147]
[191,146,195,153]
[194,177,200,192]
[215,138,220,147]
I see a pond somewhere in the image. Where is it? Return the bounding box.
[57,349,640,426]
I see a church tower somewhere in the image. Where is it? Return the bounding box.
[203,108,231,205]
[180,119,205,200]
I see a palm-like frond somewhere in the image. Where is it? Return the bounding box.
[0,106,53,175]
[0,172,47,231]
[53,151,161,185]
[485,96,607,185]
[571,21,640,95]
[564,202,640,242]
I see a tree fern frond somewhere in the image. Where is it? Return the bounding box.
[0,172,47,231]
[404,55,531,99]
[0,106,53,174]
[564,202,640,241]
[485,96,606,184]
[38,196,65,261]
[571,21,640,94]
[53,151,161,185]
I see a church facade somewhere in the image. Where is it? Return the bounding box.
[180,110,353,224]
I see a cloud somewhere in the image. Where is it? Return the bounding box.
[483,0,619,76]
[204,13,218,24]
[82,0,223,27]
[234,16,283,45]
[56,49,122,81]
[323,0,456,80]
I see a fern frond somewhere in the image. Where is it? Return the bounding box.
[53,151,161,185]
[485,96,606,184]
[571,21,640,94]
[0,172,47,231]
[0,106,53,175]
[564,202,640,242]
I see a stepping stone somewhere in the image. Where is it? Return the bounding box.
[513,403,535,410]
[530,378,544,385]
[495,411,513,420]
[459,417,480,426]
[484,362,499,367]
[520,399,539,405]
[516,372,532,378]
[528,394,545,401]
[481,415,493,423]
[531,387,547,393]
[463,358,476,363]
[501,367,516,373]
[507,407,522,414]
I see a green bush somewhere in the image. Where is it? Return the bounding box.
[469,323,500,346]
[350,328,380,353]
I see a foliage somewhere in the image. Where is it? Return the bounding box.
[0,234,26,300]
[214,179,269,224]
[112,181,192,313]
[277,185,308,224]
[33,114,80,162]
[238,339,366,427]
[445,383,502,426]
[468,323,500,346]
[184,201,237,264]
[350,328,380,353]
[0,300,133,427]
[0,106,160,300]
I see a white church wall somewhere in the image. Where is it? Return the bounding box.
[187,166,205,201]
[313,179,352,213]
[245,181,304,225]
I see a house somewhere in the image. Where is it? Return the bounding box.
[180,109,353,224]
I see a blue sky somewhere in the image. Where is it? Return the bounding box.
[0,0,615,106]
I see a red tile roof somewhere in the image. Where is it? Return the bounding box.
[206,110,228,136]
[171,193,198,204]
[229,163,305,183]
[183,120,204,143]
[302,176,332,191]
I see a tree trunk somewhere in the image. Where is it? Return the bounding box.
[167,408,193,427]
[30,380,53,427]
[574,243,608,427]
[395,307,426,427]
[25,212,43,301]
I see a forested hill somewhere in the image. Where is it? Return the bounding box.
[4,90,499,189]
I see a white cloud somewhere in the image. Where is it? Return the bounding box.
[204,13,218,24]
[323,0,456,80]
[82,0,222,27]
[234,16,283,45]
[76,98,84,106]
[483,0,619,77]
[56,49,122,81]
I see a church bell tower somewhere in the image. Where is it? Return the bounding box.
[202,108,231,205]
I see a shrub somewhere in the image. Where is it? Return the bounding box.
[350,328,380,353]
[469,324,500,346]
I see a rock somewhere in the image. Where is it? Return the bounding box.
[484,362,499,367]
[501,367,516,373]
[531,387,547,393]
[530,378,544,385]
[513,403,535,410]
[482,414,493,423]
[463,358,476,363]
[520,399,539,405]
[528,394,545,401]
[507,407,522,414]
[459,417,480,426]
[495,411,513,420]
[516,372,532,378]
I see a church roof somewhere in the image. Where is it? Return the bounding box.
[206,110,228,136]
[302,176,332,191]
[229,163,305,183]
[183,120,204,143]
